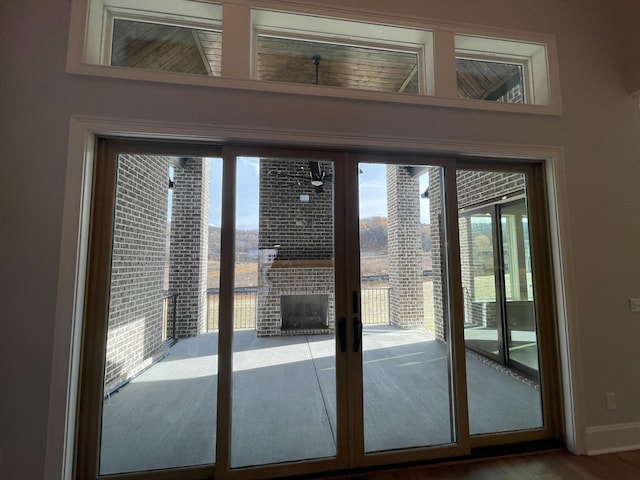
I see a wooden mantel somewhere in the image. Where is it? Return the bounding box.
[270,259,334,269]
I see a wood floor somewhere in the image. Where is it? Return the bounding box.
[317,450,640,480]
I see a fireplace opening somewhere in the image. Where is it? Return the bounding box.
[281,294,328,331]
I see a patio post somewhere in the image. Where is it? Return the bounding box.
[169,158,210,338]
[386,165,424,329]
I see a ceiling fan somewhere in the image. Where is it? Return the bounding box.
[308,160,333,192]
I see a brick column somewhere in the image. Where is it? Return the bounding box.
[427,167,447,341]
[386,165,424,329]
[169,158,210,338]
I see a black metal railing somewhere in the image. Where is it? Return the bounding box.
[161,292,178,343]
[360,287,390,325]
[205,285,391,331]
[207,287,257,331]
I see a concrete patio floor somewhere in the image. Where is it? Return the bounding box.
[100,326,542,475]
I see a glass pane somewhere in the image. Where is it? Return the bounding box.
[501,200,539,372]
[111,19,221,75]
[457,170,543,436]
[359,163,455,452]
[230,157,337,468]
[459,211,500,360]
[256,35,419,94]
[100,155,221,474]
[456,58,524,103]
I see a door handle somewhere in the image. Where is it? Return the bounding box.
[338,317,347,352]
[353,317,362,352]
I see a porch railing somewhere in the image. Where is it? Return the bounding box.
[206,285,391,331]
[360,287,390,325]
[161,292,178,343]
[207,287,257,331]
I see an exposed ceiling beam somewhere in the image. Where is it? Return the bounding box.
[193,31,213,76]
[397,64,418,93]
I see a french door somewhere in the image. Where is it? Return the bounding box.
[77,142,560,480]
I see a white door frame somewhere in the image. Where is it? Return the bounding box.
[45,115,580,480]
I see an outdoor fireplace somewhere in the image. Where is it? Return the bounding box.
[281,294,328,331]
[256,261,335,336]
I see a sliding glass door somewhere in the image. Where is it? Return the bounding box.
[355,161,462,458]
[78,142,559,480]
[228,154,340,469]
[457,168,547,439]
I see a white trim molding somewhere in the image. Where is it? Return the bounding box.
[46,114,577,479]
[585,422,640,455]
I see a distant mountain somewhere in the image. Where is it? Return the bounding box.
[359,216,388,251]
[359,216,431,253]
[206,218,431,259]
[208,226,258,260]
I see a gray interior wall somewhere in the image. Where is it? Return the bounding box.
[2,1,640,479]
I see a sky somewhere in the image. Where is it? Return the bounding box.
[358,163,431,223]
[204,157,432,229]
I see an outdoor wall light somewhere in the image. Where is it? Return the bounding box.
[312,54,322,85]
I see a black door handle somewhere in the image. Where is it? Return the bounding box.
[338,317,347,352]
[353,318,362,352]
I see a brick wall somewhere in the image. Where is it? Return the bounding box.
[457,171,524,208]
[105,154,171,391]
[499,82,524,104]
[386,165,424,328]
[169,158,210,338]
[258,158,334,259]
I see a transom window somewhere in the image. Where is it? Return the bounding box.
[250,8,430,95]
[110,18,221,75]
[71,0,560,113]
[456,58,525,103]
[455,34,550,106]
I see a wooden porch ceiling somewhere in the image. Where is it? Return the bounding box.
[111,19,221,75]
[254,35,419,94]
[111,19,520,100]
